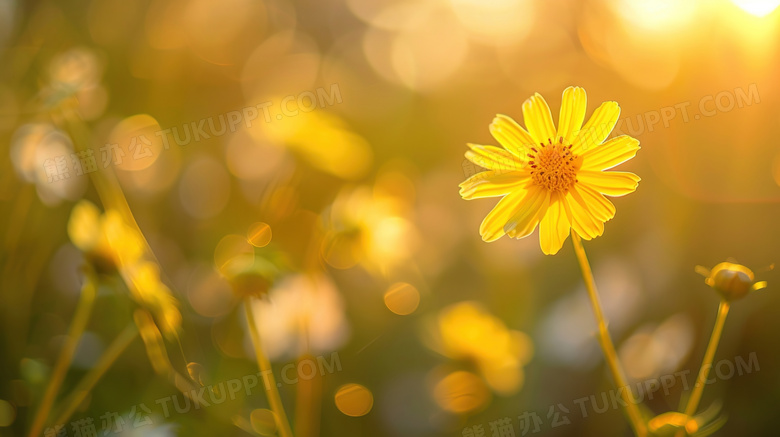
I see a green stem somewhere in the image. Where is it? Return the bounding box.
[244,297,294,437]
[678,300,730,431]
[28,266,98,437]
[571,233,647,437]
[50,323,139,427]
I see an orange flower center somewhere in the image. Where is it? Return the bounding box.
[527,138,581,193]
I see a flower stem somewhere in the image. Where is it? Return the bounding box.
[571,233,647,437]
[295,354,322,437]
[681,300,730,420]
[244,297,295,437]
[28,265,98,437]
[50,322,138,427]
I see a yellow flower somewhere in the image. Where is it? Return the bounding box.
[67,200,181,339]
[68,200,143,271]
[427,301,533,395]
[459,87,640,254]
[321,185,418,274]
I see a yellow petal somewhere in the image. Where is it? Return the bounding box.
[572,183,615,222]
[479,189,529,242]
[489,114,536,158]
[571,101,620,154]
[557,87,587,145]
[103,211,145,266]
[465,144,524,171]
[68,200,102,252]
[752,281,768,291]
[504,186,550,240]
[522,93,556,145]
[539,193,571,255]
[564,191,604,240]
[578,171,640,197]
[581,135,640,171]
[459,171,530,200]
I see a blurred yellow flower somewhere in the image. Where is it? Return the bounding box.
[321,185,418,274]
[68,200,181,339]
[68,200,143,271]
[427,301,533,396]
[261,108,372,181]
[460,86,640,254]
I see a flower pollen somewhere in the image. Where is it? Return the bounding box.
[528,137,581,193]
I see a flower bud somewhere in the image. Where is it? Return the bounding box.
[698,262,768,302]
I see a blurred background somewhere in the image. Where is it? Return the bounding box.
[1,0,780,436]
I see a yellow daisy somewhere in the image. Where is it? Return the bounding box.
[460,86,640,255]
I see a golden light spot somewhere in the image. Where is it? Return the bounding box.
[334,383,374,417]
[107,114,164,172]
[611,0,697,31]
[368,216,417,265]
[383,282,420,315]
[116,141,181,195]
[731,0,780,17]
[250,408,277,436]
[0,399,15,427]
[361,8,469,91]
[214,234,255,276]
[247,222,273,247]
[432,371,490,414]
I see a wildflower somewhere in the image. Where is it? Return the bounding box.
[459,87,640,254]
[321,185,418,273]
[696,262,768,301]
[67,200,180,339]
[248,273,349,360]
[67,200,143,272]
[427,301,533,395]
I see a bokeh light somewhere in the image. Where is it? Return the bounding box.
[383,282,421,316]
[334,383,374,417]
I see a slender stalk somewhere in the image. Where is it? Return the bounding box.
[28,266,98,437]
[244,297,294,437]
[571,233,647,437]
[50,323,139,427]
[677,300,730,434]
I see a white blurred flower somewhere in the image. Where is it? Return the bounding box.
[10,123,86,206]
[248,273,350,360]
